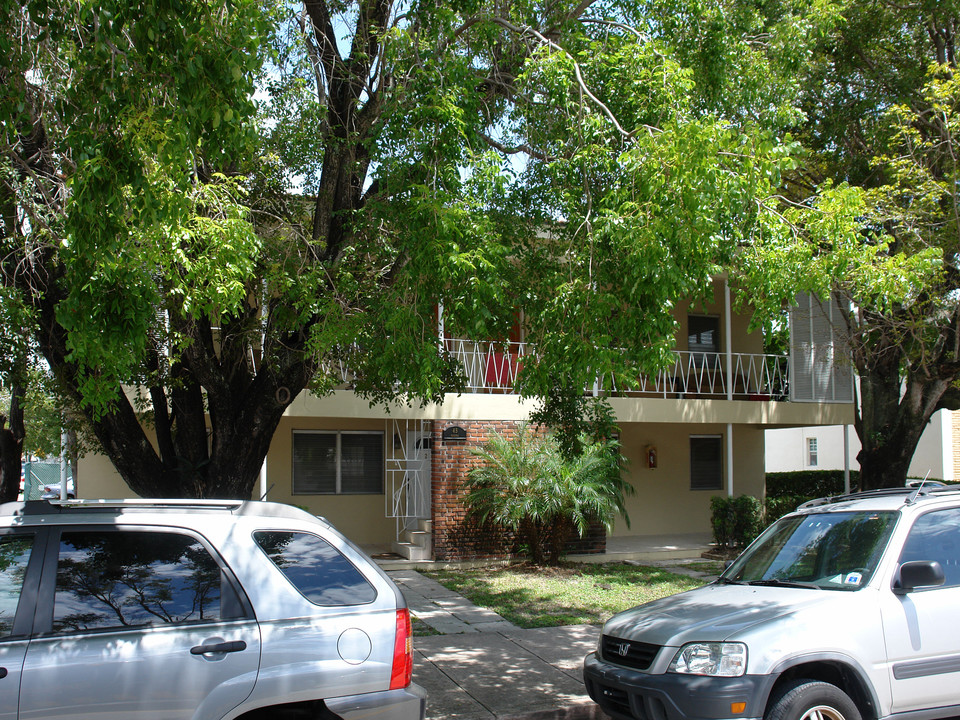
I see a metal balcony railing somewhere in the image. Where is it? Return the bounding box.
[442,339,790,400]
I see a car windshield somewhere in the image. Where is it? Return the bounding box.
[721,510,899,591]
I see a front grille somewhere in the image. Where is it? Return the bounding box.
[601,634,660,671]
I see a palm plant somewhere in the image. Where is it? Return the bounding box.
[463,423,633,565]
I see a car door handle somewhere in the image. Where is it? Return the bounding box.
[0,668,6,679]
[190,640,247,655]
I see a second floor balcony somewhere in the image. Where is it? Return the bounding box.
[442,339,792,401]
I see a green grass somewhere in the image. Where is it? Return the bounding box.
[683,560,726,575]
[424,563,709,629]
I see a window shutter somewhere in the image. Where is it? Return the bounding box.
[690,436,723,491]
[341,434,384,494]
[789,293,854,402]
[293,433,337,494]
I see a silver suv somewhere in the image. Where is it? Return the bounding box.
[584,486,960,720]
[0,499,427,720]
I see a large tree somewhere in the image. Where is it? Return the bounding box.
[1,0,817,498]
[736,0,960,488]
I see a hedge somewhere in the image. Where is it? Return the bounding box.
[766,470,860,499]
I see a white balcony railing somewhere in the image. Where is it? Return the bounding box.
[442,339,789,400]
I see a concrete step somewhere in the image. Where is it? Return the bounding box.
[418,519,433,533]
[392,541,431,561]
[406,529,432,549]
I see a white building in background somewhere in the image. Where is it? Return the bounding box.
[765,409,959,481]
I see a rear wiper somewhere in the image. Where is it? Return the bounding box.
[747,579,821,590]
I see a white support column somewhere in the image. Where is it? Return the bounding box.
[437,302,445,352]
[725,278,733,401]
[726,423,734,497]
[941,411,953,482]
[843,425,851,494]
[60,428,68,500]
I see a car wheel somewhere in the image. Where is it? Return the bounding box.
[765,680,861,720]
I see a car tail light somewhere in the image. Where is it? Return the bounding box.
[389,608,413,689]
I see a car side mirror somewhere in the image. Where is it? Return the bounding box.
[894,560,946,594]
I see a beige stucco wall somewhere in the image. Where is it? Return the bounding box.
[261,416,397,545]
[674,278,765,356]
[78,416,401,547]
[612,422,764,537]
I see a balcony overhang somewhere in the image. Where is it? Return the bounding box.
[284,389,854,426]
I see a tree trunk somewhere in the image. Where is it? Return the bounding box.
[857,363,950,489]
[0,384,25,502]
[547,515,571,566]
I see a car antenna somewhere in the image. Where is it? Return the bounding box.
[259,483,275,502]
[906,470,932,505]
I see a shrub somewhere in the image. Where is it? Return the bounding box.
[764,471,861,525]
[462,422,633,564]
[710,495,762,550]
[766,471,859,499]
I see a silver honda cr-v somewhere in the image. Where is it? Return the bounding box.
[585,485,960,720]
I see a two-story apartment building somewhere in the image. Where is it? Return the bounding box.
[78,282,853,561]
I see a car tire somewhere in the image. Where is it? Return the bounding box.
[765,680,861,720]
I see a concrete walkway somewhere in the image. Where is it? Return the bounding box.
[387,560,720,720]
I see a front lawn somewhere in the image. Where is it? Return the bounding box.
[424,563,709,628]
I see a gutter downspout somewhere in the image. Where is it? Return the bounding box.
[725,279,734,497]
[843,425,851,494]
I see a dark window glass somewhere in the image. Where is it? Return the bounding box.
[688,316,720,354]
[900,508,960,587]
[341,434,383,494]
[690,436,722,491]
[0,536,33,637]
[293,433,337,494]
[254,531,376,605]
[293,432,383,495]
[53,531,222,632]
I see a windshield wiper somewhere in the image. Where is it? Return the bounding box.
[714,576,744,585]
[747,579,822,590]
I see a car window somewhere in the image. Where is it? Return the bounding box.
[899,508,960,587]
[0,535,34,637]
[724,510,898,589]
[254,531,376,606]
[53,530,223,632]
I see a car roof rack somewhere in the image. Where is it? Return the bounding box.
[9,498,246,516]
[798,485,960,509]
[4,498,319,523]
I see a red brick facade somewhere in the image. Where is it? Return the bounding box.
[430,419,607,561]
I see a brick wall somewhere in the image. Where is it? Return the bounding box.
[431,419,607,561]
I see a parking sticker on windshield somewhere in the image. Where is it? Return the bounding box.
[844,572,863,585]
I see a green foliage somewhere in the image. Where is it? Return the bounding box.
[766,470,859,499]
[0,373,63,460]
[2,0,841,497]
[710,495,762,550]
[463,423,633,565]
[763,470,861,523]
[732,2,960,487]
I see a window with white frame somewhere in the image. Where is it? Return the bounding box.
[690,435,723,491]
[807,437,818,467]
[293,431,384,495]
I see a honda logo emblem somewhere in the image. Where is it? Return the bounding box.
[617,642,630,657]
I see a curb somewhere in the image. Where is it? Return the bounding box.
[498,700,610,720]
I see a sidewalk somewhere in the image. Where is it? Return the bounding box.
[388,561,720,720]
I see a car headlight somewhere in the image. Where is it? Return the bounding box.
[669,642,746,677]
